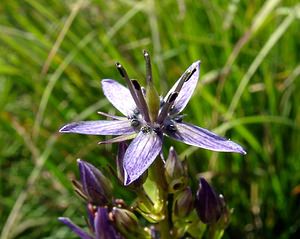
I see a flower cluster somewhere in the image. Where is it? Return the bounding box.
[59,51,246,238]
[60,150,230,239]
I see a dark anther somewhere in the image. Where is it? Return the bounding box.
[166,124,177,132]
[130,119,140,128]
[131,80,141,90]
[185,68,197,82]
[153,127,160,134]
[168,92,179,103]
[115,62,126,77]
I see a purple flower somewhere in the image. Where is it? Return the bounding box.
[59,207,122,239]
[60,51,246,185]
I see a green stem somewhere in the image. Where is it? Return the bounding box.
[149,158,171,239]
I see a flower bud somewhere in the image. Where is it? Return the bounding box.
[173,187,194,218]
[195,177,222,224]
[165,147,187,192]
[78,159,112,206]
[216,194,231,228]
[112,207,145,238]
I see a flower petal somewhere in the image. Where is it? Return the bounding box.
[102,79,136,116]
[123,131,163,185]
[166,122,246,154]
[164,61,200,114]
[59,120,135,135]
[58,217,94,239]
[95,207,121,239]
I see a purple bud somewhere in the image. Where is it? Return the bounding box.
[78,159,112,206]
[173,187,194,217]
[195,177,222,224]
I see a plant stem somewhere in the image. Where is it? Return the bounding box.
[149,158,171,239]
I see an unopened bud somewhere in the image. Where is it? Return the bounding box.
[173,187,194,218]
[165,147,187,192]
[112,207,145,238]
[78,159,112,206]
[216,194,231,228]
[195,177,222,224]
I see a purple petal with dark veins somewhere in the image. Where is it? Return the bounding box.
[123,131,163,185]
[58,217,94,239]
[164,61,200,114]
[95,207,122,239]
[59,120,135,135]
[101,79,136,116]
[166,122,246,154]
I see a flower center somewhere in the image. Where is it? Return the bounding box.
[141,126,152,134]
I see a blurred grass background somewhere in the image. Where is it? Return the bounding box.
[0,0,299,238]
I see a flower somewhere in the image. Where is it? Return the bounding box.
[59,206,123,239]
[60,51,246,185]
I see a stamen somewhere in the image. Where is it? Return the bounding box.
[98,134,136,144]
[143,50,152,84]
[130,118,140,128]
[174,67,197,94]
[168,91,178,103]
[97,111,126,120]
[166,123,177,132]
[157,91,179,123]
[115,62,143,114]
[132,80,151,123]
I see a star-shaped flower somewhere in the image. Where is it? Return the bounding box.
[60,51,246,185]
